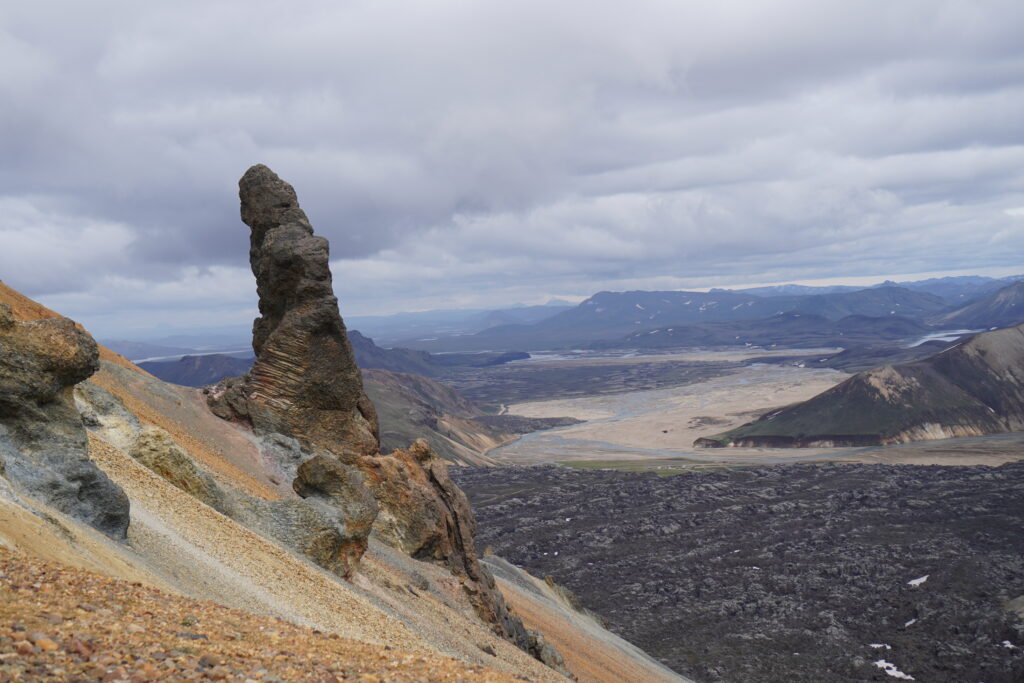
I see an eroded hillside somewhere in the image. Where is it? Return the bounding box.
[0,164,682,682]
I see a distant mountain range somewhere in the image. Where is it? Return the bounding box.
[732,274,1023,302]
[698,323,1024,448]
[604,312,930,350]
[137,353,253,386]
[346,301,574,345]
[117,275,1024,358]
[405,286,948,351]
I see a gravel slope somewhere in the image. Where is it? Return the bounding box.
[0,545,522,682]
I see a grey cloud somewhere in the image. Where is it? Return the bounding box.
[1,1,1023,336]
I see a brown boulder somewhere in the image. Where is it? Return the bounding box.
[289,454,379,578]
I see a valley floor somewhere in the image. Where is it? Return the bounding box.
[492,363,1024,468]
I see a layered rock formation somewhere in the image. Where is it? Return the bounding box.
[699,323,1024,447]
[208,164,378,456]
[0,303,129,537]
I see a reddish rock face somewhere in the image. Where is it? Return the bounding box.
[208,164,378,456]
[356,439,539,649]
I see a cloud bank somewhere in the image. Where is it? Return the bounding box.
[3,1,1024,336]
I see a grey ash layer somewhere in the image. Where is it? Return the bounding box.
[453,463,1024,682]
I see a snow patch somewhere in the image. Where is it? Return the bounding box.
[904,618,917,627]
[1002,640,1017,649]
[873,660,914,679]
[869,644,892,650]
[908,574,929,587]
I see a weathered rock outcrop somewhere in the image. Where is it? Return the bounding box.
[359,440,506,618]
[113,407,375,579]
[288,453,379,578]
[208,164,379,456]
[700,323,1024,448]
[205,165,567,671]
[354,438,571,672]
[0,304,129,537]
[130,426,226,510]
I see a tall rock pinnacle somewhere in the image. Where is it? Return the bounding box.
[209,165,379,455]
[206,167,569,672]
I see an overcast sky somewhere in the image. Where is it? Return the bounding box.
[3,1,1024,338]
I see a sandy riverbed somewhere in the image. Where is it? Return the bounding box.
[494,364,1024,467]
[494,365,849,463]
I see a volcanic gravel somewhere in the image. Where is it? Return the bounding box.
[0,546,526,682]
[453,462,1024,682]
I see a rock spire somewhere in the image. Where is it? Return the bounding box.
[207,166,568,672]
[208,164,379,455]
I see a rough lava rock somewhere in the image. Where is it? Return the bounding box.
[454,463,1024,682]
[0,303,129,537]
[207,164,379,456]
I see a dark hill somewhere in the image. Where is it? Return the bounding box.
[608,312,929,349]
[138,344,559,465]
[812,340,951,372]
[139,331,529,384]
[139,354,252,386]
[348,330,437,375]
[351,330,529,375]
[931,281,1024,330]
[699,323,1024,447]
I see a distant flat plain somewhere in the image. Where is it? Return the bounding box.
[491,353,1024,468]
